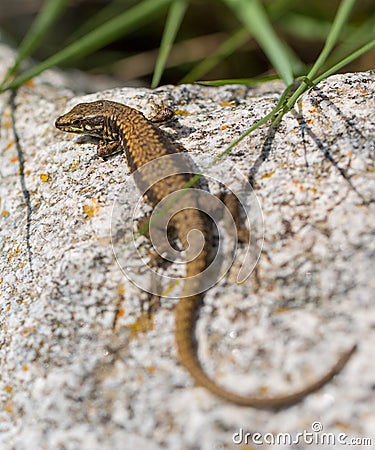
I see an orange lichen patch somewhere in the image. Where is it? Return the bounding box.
[22,365,29,371]
[7,245,21,261]
[146,366,157,374]
[174,109,190,116]
[361,90,369,95]
[127,312,154,337]
[4,385,12,393]
[299,185,304,191]
[83,198,100,218]
[40,173,49,182]
[258,385,269,396]
[221,124,228,130]
[1,210,10,217]
[9,157,19,163]
[2,120,12,129]
[307,106,318,114]
[291,179,298,186]
[25,79,35,87]
[261,170,275,179]
[220,101,236,107]
[6,305,10,312]
[21,327,36,337]
[117,308,125,318]
[5,141,14,150]
[347,151,353,157]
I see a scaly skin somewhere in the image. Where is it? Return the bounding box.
[55,99,355,408]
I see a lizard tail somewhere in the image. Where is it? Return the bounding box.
[173,208,355,408]
[175,294,356,408]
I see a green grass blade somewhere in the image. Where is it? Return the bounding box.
[179,27,250,84]
[324,13,375,70]
[222,0,296,85]
[1,0,172,92]
[278,12,332,41]
[1,0,68,87]
[313,39,375,85]
[285,0,357,111]
[151,0,188,88]
[66,0,139,43]
[197,75,278,86]
[305,0,356,81]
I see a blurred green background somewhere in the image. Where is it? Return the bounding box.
[0,0,373,87]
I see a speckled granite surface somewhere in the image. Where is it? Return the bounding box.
[0,42,374,449]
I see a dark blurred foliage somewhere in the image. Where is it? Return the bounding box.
[0,0,373,85]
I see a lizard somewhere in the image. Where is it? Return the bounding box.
[55,99,356,408]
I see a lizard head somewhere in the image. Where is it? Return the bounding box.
[55,100,114,137]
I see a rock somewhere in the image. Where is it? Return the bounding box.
[1,40,374,449]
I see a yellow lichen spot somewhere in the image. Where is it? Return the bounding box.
[220,101,236,107]
[22,365,29,371]
[40,173,49,182]
[221,124,228,130]
[146,366,156,374]
[274,307,290,314]
[127,312,154,337]
[4,403,13,413]
[7,245,21,261]
[1,210,10,217]
[83,198,100,218]
[161,279,180,296]
[333,420,351,430]
[118,284,125,295]
[25,79,35,87]
[5,141,14,151]
[173,109,190,116]
[4,385,12,393]
[261,170,275,179]
[9,157,19,163]
[69,160,80,171]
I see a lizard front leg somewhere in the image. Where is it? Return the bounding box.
[96,140,123,159]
